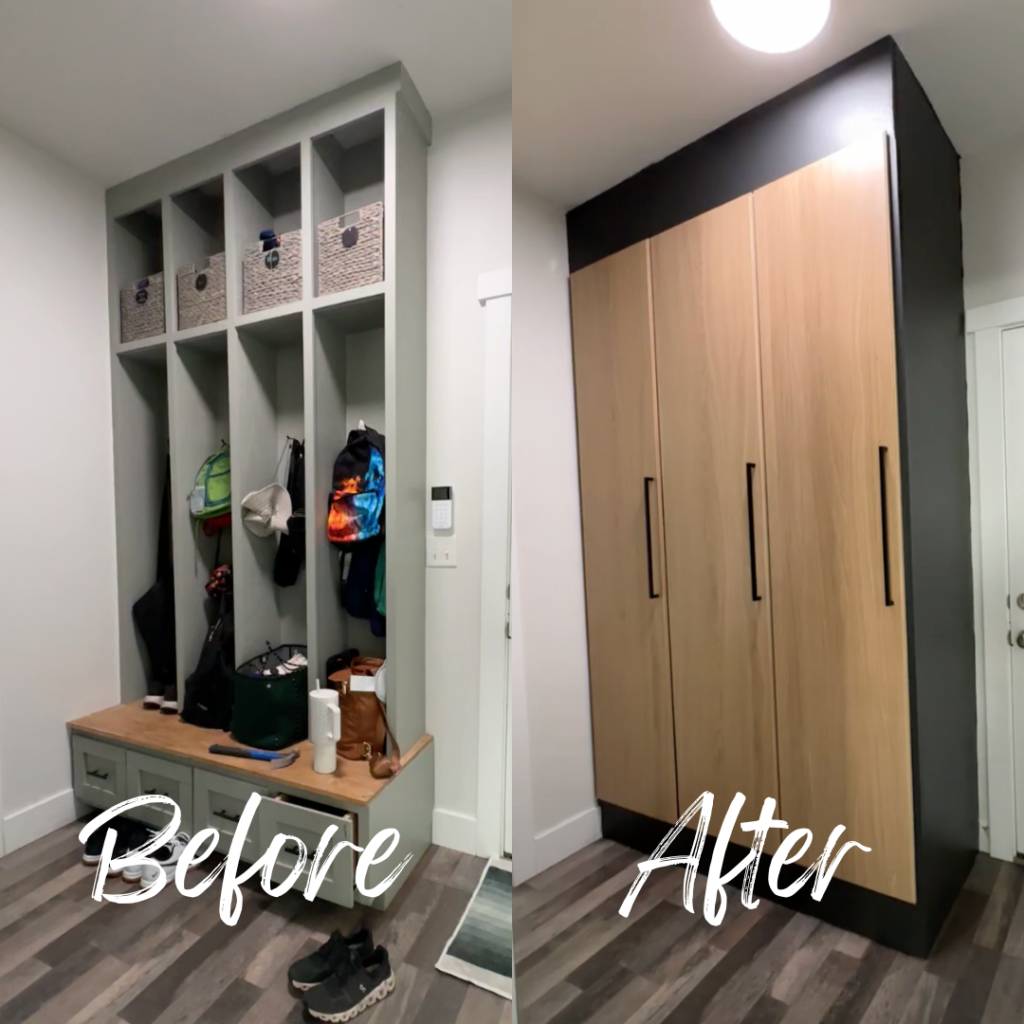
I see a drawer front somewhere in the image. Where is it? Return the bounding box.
[72,735,127,809]
[258,798,354,908]
[194,768,268,858]
[126,751,193,834]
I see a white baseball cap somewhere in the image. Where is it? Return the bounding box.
[241,483,292,537]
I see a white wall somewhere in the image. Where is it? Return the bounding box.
[0,124,118,853]
[964,128,1024,310]
[511,185,600,881]
[425,94,511,853]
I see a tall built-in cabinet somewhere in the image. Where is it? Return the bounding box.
[569,39,977,956]
[71,65,433,910]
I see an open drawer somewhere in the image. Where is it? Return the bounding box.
[258,795,355,908]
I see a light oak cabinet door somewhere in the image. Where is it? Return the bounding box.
[570,241,678,824]
[651,196,779,843]
[754,137,916,903]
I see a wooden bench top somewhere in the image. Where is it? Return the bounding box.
[68,701,432,808]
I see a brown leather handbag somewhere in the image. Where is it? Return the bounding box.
[328,657,401,778]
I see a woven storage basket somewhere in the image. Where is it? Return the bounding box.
[177,253,226,330]
[120,273,165,343]
[317,201,384,296]
[242,229,302,314]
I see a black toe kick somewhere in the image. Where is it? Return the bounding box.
[600,802,968,958]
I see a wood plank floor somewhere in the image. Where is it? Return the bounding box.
[513,839,1024,1024]
[0,822,514,1024]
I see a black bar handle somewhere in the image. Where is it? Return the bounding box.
[879,447,894,607]
[746,464,762,602]
[86,769,109,781]
[643,477,659,599]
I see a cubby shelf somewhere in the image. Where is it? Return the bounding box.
[117,333,168,363]
[105,64,431,764]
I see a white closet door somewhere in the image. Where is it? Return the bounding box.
[1000,326,1024,855]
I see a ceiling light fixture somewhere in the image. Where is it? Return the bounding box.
[711,0,831,54]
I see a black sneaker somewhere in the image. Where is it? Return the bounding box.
[303,946,394,1022]
[82,818,153,868]
[287,928,374,992]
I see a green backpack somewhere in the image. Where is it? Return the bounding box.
[190,446,231,520]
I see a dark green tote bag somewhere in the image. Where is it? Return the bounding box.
[231,644,309,750]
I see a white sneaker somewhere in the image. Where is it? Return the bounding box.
[138,832,190,887]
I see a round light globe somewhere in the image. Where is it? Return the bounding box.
[710,0,831,54]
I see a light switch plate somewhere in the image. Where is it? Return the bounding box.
[428,534,457,568]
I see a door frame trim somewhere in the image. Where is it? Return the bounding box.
[476,269,513,861]
[967,295,1024,862]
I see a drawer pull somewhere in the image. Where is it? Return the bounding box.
[284,842,302,857]
[144,788,170,797]
[214,809,241,824]
[86,769,110,781]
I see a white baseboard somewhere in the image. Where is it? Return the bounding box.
[433,808,478,856]
[532,805,602,878]
[3,788,78,854]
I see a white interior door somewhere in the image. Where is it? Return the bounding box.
[1001,326,1024,855]
[477,271,512,860]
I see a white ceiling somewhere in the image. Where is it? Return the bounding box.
[0,0,511,186]
[516,0,1024,208]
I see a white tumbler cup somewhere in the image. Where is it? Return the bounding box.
[309,686,341,774]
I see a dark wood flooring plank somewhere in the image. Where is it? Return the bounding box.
[582,972,658,1024]
[0,850,85,910]
[21,953,125,1024]
[0,862,93,932]
[363,962,433,1024]
[819,943,896,1024]
[404,884,472,970]
[547,964,637,1024]
[516,845,624,919]
[0,823,83,879]
[777,950,860,1024]
[978,952,1024,1024]
[148,900,293,1024]
[701,913,820,1024]
[1000,878,1024,960]
[567,901,680,989]
[0,958,49,1008]
[924,889,988,985]
[619,899,704,975]
[119,893,271,1024]
[897,970,953,1024]
[975,864,1024,951]
[453,984,510,1024]
[410,971,470,1024]
[937,945,1001,1024]
[194,978,263,1024]
[963,856,1000,897]
[0,942,106,1024]
[35,899,117,966]
[662,904,792,1024]
[741,994,789,1024]
[522,982,583,1024]
[855,953,923,1024]
[623,944,726,1023]
[519,851,640,934]
[449,854,490,895]
[770,923,842,1005]
[518,871,681,1009]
